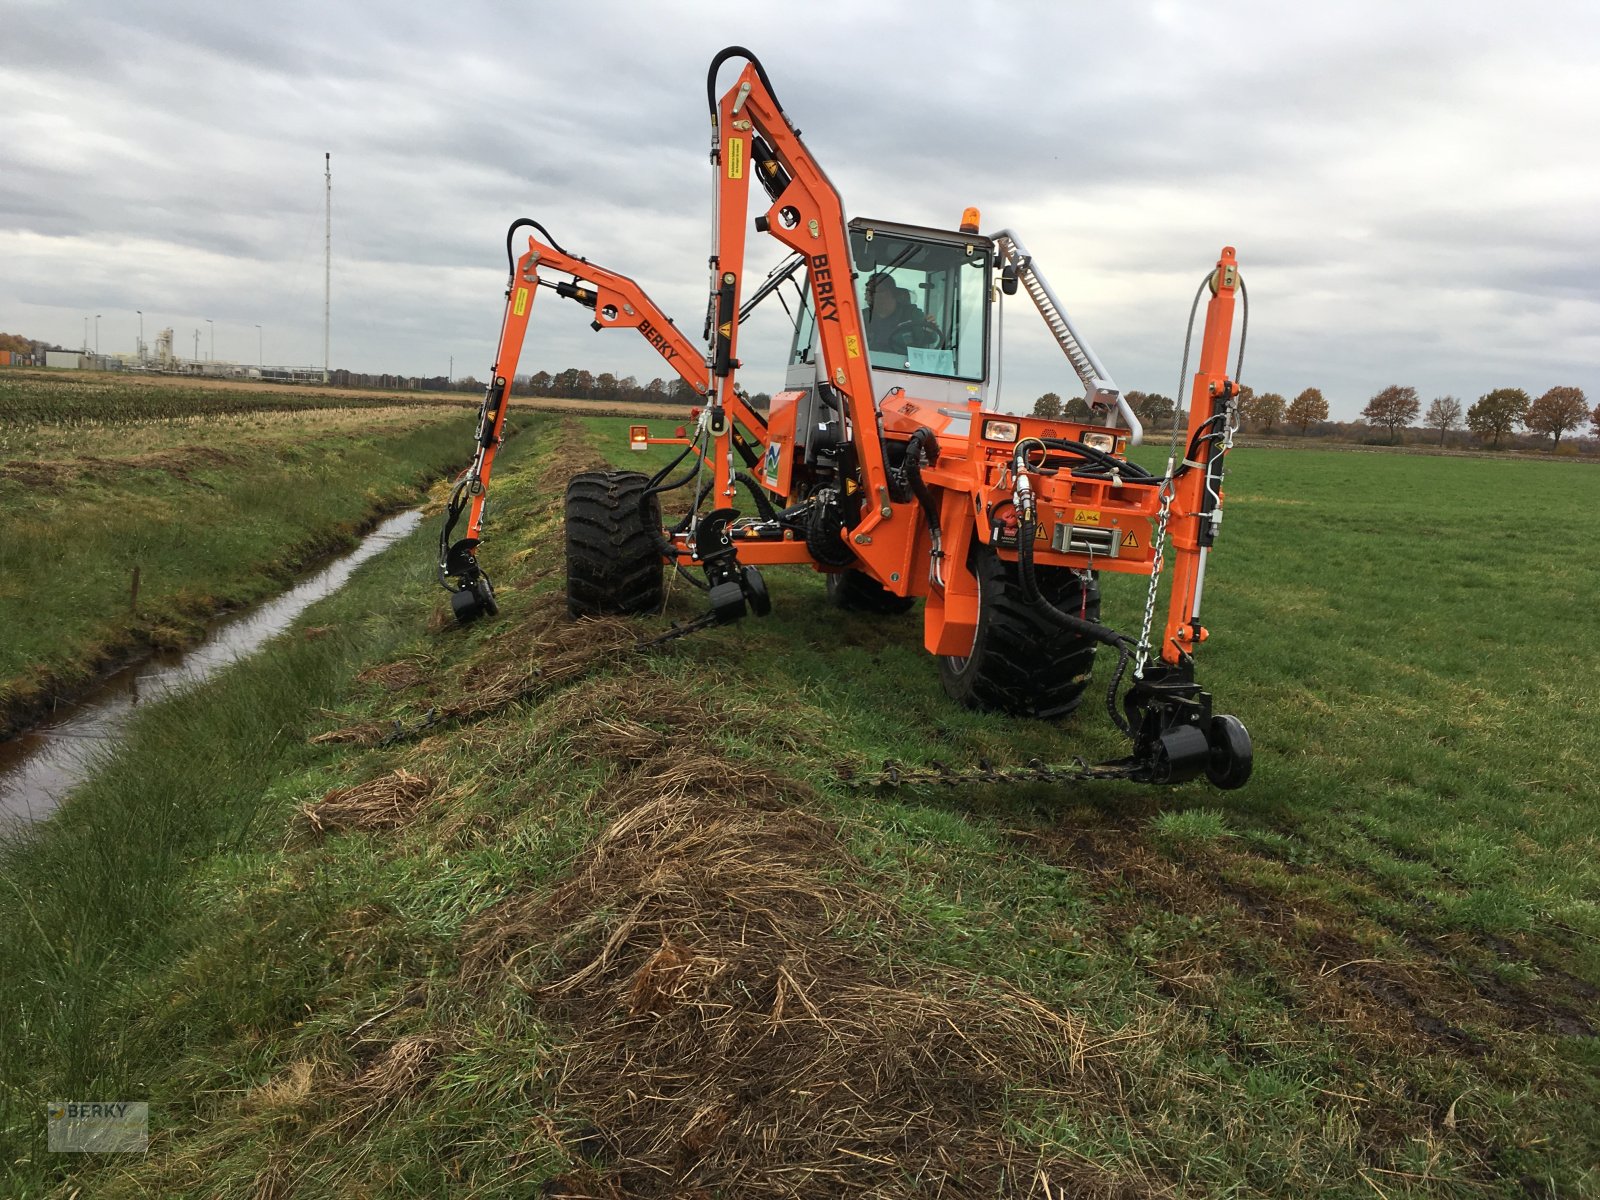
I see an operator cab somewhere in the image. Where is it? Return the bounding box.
[786,217,993,408]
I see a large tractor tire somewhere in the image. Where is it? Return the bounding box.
[565,470,666,617]
[939,546,1100,719]
[825,567,916,615]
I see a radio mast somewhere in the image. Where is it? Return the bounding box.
[323,152,331,384]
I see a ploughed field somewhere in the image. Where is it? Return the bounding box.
[0,409,1596,1197]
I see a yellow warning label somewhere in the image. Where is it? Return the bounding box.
[727,137,744,179]
[844,334,861,358]
[1073,508,1101,525]
[1035,524,1048,542]
[1120,529,1140,549]
[718,322,732,339]
[513,287,529,317]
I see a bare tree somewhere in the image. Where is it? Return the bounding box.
[1424,395,1462,446]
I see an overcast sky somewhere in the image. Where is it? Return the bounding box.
[2,0,1595,419]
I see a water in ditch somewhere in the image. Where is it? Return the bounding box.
[0,509,423,827]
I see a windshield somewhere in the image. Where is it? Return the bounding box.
[850,228,989,382]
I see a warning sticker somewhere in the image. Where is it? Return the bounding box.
[1073,508,1101,525]
[727,137,745,179]
[513,287,529,317]
[844,334,861,359]
[1120,529,1141,549]
[718,322,732,339]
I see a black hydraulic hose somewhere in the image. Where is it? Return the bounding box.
[504,218,568,276]
[707,46,784,118]
[734,471,778,522]
[436,476,473,588]
[1014,509,1136,736]
[903,427,942,536]
[1034,437,1156,481]
[1014,516,1128,650]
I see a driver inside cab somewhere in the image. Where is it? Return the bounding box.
[864,273,941,358]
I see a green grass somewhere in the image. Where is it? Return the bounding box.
[0,373,474,732]
[0,421,1596,1196]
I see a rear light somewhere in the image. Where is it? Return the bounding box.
[629,424,650,451]
[983,419,1019,443]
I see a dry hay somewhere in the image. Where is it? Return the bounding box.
[301,769,434,835]
[314,1031,457,1139]
[317,596,648,746]
[445,597,639,721]
[355,659,431,692]
[307,719,390,746]
[461,746,1119,1198]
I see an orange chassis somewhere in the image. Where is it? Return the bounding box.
[439,46,1251,788]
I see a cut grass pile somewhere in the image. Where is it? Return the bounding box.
[0,415,1595,1197]
[0,372,474,734]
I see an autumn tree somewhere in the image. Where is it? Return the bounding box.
[1360,385,1420,443]
[1031,392,1062,419]
[1242,391,1286,433]
[1284,387,1328,434]
[1424,395,1461,446]
[1524,386,1588,450]
[1465,388,1530,450]
[1129,391,1176,426]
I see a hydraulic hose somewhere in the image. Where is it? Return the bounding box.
[504,218,568,276]
[707,47,784,119]
[1014,495,1137,736]
[1031,437,1156,482]
[734,471,778,522]
[902,428,942,532]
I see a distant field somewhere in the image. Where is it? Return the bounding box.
[0,372,474,735]
[1,417,1596,1196]
[0,367,691,421]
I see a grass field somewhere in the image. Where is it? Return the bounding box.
[0,372,473,735]
[0,414,1596,1197]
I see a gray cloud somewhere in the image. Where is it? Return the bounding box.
[1,0,1596,417]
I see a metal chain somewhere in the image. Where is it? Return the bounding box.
[840,756,1137,790]
[1134,473,1176,677]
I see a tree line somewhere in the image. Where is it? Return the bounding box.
[1350,384,1592,451]
[1032,383,1597,452]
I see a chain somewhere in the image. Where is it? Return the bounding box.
[840,756,1137,790]
[1134,471,1176,677]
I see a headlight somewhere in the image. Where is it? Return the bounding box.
[983,419,1019,442]
[1080,431,1115,453]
